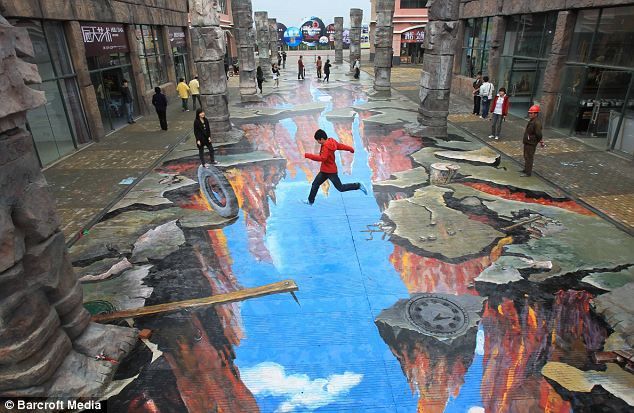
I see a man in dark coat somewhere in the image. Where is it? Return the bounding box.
[521,105,543,177]
[151,87,168,131]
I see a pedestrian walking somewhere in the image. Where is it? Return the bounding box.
[479,76,494,119]
[353,58,360,79]
[323,59,331,83]
[489,88,509,140]
[121,79,135,123]
[277,51,282,67]
[298,56,305,80]
[472,71,483,115]
[176,77,190,112]
[194,108,217,167]
[282,51,287,68]
[316,56,322,79]
[521,105,543,177]
[151,86,168,131]
[272,63,280,87]
[256,66,264,93]
[302,129,367,205]
[189,76,201,110]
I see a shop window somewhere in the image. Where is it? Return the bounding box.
[135,24,168,88]
[590,6,634,68]
[217,0,227,14]
[461,18,490,77]
[568,9,600,64]
[400,0,425,9]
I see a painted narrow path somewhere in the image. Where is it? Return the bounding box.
[70,57,634,412]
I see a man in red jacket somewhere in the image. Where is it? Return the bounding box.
[303,129,367,205]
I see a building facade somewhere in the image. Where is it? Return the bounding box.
[0,0,236,167]
[453,0,634,157]
[370,0,428,65]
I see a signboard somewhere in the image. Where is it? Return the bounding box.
[169,27,186,48]
[326,23,335,44]
[300,16,325,46]
[81,23,128,57]
[361,24,370,49]
[342,29,350,45]
[277,22,288,44]
[402,28,425,43]
[284,27,302,47]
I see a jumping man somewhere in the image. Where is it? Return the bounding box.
[303,129,367,205]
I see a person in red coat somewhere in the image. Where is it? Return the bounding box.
[303,129,368,205]
[489,87,510,140]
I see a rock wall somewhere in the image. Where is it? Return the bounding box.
[231,0,259,102]
[373,0,396,93]
[349,9,363,73]
[334,17,344,64]
[189,0,232,132]
[0,14,136,396]
[268,18,278,67]
[254,11,271,79]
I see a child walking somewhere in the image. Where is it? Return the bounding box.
[303,129,367,205]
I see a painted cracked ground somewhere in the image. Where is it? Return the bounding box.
[71,63,634,412]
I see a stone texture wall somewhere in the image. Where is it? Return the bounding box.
[268,18,278,67]
[0,0,188,25]
[254,11,271,79]
[461,0,634,18]
[349,9,363,73]
[231,0,259,102]
[334,17,344,64]
[189,0,231,132]
[0,14,136,396]
[485,15,505,87]
[373,0,395,93]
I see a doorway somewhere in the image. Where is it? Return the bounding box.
[506,58,545,117]
[90,65,136,133]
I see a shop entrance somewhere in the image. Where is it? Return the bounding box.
[506,58,545,117]
[91,65,136,133]
[553,66,634,152]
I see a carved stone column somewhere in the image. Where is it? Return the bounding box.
[373,0,396,94]
[189,0,232,132]
[254,11,271,79]
[0,14,136,397]
[268,18,278,67]
[407,0,460,138]
[349,9,363,73]
[486,16,506,88]
[334,17,344,64]
[231,0,260,102]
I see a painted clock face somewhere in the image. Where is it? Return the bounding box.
[405,295,469,337]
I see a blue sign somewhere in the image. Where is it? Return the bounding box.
[283,27,302,47]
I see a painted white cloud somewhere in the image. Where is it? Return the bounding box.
[241,361,363,412]
[468,407,485,413]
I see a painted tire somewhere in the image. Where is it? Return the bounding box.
[197,165,239,218]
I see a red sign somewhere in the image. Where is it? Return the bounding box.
[81,23,129,56]
[169,27,187,48]
[401,28,425,43]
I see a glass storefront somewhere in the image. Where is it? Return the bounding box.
[497,12,557,117]
[11,19,91,167]
[551,6,634,155]
[135,25,168,88]
[461,17,491,77]
[169,27,190,81]
[83,22,138,133]
[400,28,425,64]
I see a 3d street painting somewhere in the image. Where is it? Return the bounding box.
[69,63,634,412]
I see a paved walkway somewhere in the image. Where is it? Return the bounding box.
[362,65,634,234]
[43,99,201,243]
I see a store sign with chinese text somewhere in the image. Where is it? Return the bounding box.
[169,27,186,48]
[81,23,128,56]
[401,28,425,43]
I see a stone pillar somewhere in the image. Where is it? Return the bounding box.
[373,0,396,94]
[254,11,271,79]
[161,26,177,86]
[63,21,105,142]
[349,9,363,73]
[268,18,278,67]
[189,0,232,132]
[334,17,344,64]
[541,11,577,126]
[185,27,196,79]
[231,0,260,102]
[125,24,150,116]
[0,14,136,396]
[407,0,460,138]
[486,16,506,87]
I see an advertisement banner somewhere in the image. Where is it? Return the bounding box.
[401,28,425,43]
[300,16,326,46]
[277,22,288,44]
[81,23,128,57]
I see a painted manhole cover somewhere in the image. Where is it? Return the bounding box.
[405,295,469,337]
